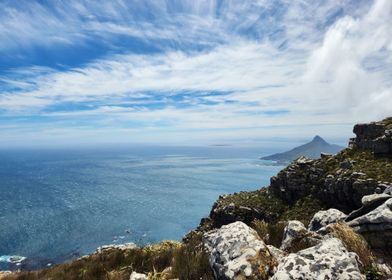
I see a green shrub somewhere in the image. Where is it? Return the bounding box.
[365,266,383,280]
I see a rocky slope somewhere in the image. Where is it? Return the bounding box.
[4,117,392,280]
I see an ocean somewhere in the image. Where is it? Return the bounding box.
[0,145,284,271]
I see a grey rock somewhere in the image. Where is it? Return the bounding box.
[96,242,137,253]
[361,193,391,206]
[352,119,392,155]
[340,160,354,169]
[308,209,347,232]
[296,156,314,166]
[346,194,392,222]
[203,221,276,280]
[280,221,321,252]
[384,185,392,195]
[280,221,307,251]
[320,152,332,159]
[272,238,364,280]
[348,198,392,248]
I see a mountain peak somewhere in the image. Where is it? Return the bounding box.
[312,135,326,143]
[261,135,344,163]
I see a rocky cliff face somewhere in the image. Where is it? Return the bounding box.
[351,118,392,155]
[269,117,392,212]
[200,117,392,279]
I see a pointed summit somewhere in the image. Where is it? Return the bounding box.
[312,135,327,144]
[261,136,344,163]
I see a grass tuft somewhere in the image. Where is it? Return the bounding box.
[329,222,374,271]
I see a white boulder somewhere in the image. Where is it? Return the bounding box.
[272,238,364,280]
[203,221,276,280]
[308,209,347,232]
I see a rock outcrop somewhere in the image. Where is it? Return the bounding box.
[203,221,276,280]
[308,208,347,232]
[270,157,387,211]
[347,195,392,248]
[270,156,324,203]
[272,238,364,280]
[208,190,282,228]
[351,118,392,155]
[209,200,271,227]
[280,220,321,252]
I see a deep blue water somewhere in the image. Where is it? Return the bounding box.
[0,145,283,271]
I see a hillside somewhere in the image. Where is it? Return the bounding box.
[3,117,392,280]
[261,135,344,163]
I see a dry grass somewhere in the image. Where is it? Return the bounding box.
[251,219,287,248]
[3,236,213,280]
[171,232,214,280]
[329,222,374,271]
[3,241,180,280]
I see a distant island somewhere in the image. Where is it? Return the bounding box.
[261,135,344,163]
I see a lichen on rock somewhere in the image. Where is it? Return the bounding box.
[203,221,277,280]
[272,238,364,280]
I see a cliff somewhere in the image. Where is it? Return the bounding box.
[4,117,392,280]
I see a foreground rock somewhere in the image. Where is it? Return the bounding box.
[280,220,321,252]
[203,221,276,280]
[272,238,364,280]
[347,196,392,248]
[308,208,347,232]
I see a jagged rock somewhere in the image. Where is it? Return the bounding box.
[352,118,392,155]
[308,208,347,232]
[129,271,148,280]
[271,238,364,280]
[280,220,321,252]
[210,202,265,227]
[270,154,380,211]
[209,190,279,227]
[270,157,323,203]
[347,198,392,248]
[322,174,380,210]
[203,221,276,280]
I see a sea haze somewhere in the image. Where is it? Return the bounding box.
[0,145,284,271]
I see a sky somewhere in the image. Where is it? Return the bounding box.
[0,0,391,148]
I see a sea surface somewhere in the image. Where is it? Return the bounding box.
[0,145,284,271]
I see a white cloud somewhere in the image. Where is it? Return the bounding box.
[0,0,391,146]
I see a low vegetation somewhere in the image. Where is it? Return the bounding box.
[322,147,392,183]
[4,239,213,280]
[251,219,286,248]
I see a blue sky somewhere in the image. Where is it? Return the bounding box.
[0,0,391,147]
